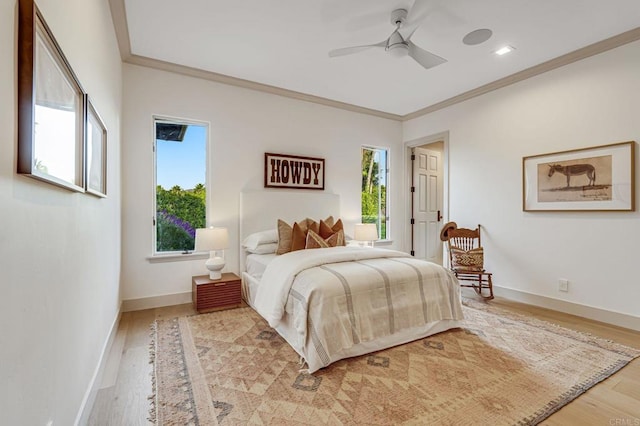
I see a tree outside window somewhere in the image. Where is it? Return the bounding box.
[361,146,388,240]
[154,119,207,253]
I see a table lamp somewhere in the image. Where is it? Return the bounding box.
[354,223,378,247]
[195,226,229,280]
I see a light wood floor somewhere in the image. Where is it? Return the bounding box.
[88,297,640,425]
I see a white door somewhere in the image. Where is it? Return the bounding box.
[413,147,443,264]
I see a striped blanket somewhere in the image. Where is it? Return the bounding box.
[254,246,464,372]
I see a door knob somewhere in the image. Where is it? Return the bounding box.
[437,210,442,221]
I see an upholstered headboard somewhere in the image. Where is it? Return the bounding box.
[239,190,340,271]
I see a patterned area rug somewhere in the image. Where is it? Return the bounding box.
[151,301,639,425]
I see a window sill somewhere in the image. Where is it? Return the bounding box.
[147,252,209,264]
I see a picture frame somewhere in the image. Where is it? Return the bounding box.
[522,141,635,211]
[17,0,85,192]
[85,96,107,197]
[264,153,325,190]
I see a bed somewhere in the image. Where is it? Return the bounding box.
[240,190,464,373]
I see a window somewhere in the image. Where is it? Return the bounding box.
[361,146,389,240]
[154,118,208,254]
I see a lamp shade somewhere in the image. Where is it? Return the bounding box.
[195,227,229,251]
[354,223,378,242]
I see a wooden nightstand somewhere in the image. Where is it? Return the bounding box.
[192,272,242,313]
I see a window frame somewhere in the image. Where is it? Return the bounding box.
[361,145,390,242]
[152,115,210,257]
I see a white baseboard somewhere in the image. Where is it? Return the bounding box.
[494,285,640,331]
[74,302,123,426]
[122,291,192,312]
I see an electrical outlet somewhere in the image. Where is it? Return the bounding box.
[558,279,569,292]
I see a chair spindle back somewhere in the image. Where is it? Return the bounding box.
[448,225,481,251]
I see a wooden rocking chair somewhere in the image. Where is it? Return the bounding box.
[441,222,494,300]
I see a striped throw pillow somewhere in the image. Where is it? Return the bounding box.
[450,246,484,272]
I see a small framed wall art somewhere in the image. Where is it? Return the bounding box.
[85,96,107,197]
[264,153,325,190]
[522,141,635,211]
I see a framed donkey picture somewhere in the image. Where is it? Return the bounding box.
[522,141,635,211]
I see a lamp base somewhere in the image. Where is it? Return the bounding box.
[205,252,225,281]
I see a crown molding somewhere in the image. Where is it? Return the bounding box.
[108,0,400,120]
[108,0,131,60]
[108,0,640,122]
[403,27,640,121]
[124,54,403,121]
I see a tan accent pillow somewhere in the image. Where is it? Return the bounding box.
[276,218,323,254]
[319,218,346,245]
[450,246,484,272]
[323,215,335,228]
[292,218,320,252]
[305,229,345,249]
[333,218,344,234]
[291,222,309,252]
[305,229,330,249]
[326,229,345,247]
[276,219,293,255]
[319,219,334,239]
[303,218,319,235]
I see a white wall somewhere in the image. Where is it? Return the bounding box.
[121,64,402,301]
[403,40,640,323]
[0,0,122,424]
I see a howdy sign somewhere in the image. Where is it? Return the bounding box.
[264,153,325,190]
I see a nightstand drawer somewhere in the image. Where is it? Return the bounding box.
[197,282,241,303]
[192,273,242,313]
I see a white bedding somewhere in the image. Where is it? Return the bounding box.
[245,253,276,280]
[253,246,464,372]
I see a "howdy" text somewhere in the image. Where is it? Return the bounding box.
[270,159,321,185]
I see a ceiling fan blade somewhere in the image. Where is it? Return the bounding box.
[328,40,387,57]
[400,0,434,40]
[406,0,432,26]
[408,41,447,69]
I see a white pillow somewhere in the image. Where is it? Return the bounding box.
[246,242,278,254]
[242,229,278,250]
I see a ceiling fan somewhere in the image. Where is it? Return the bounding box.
[328,2,446,70]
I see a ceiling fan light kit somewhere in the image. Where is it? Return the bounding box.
[388,43,409,57]
[328,3,447,70]
[387,26,410,57]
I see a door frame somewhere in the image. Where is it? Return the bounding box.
[404,131,450,263]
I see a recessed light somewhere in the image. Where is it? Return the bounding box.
[463,29,493,46]
[495,45,515,56]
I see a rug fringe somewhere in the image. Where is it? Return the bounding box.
[148,320,158,424]
[520,358,632,424]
